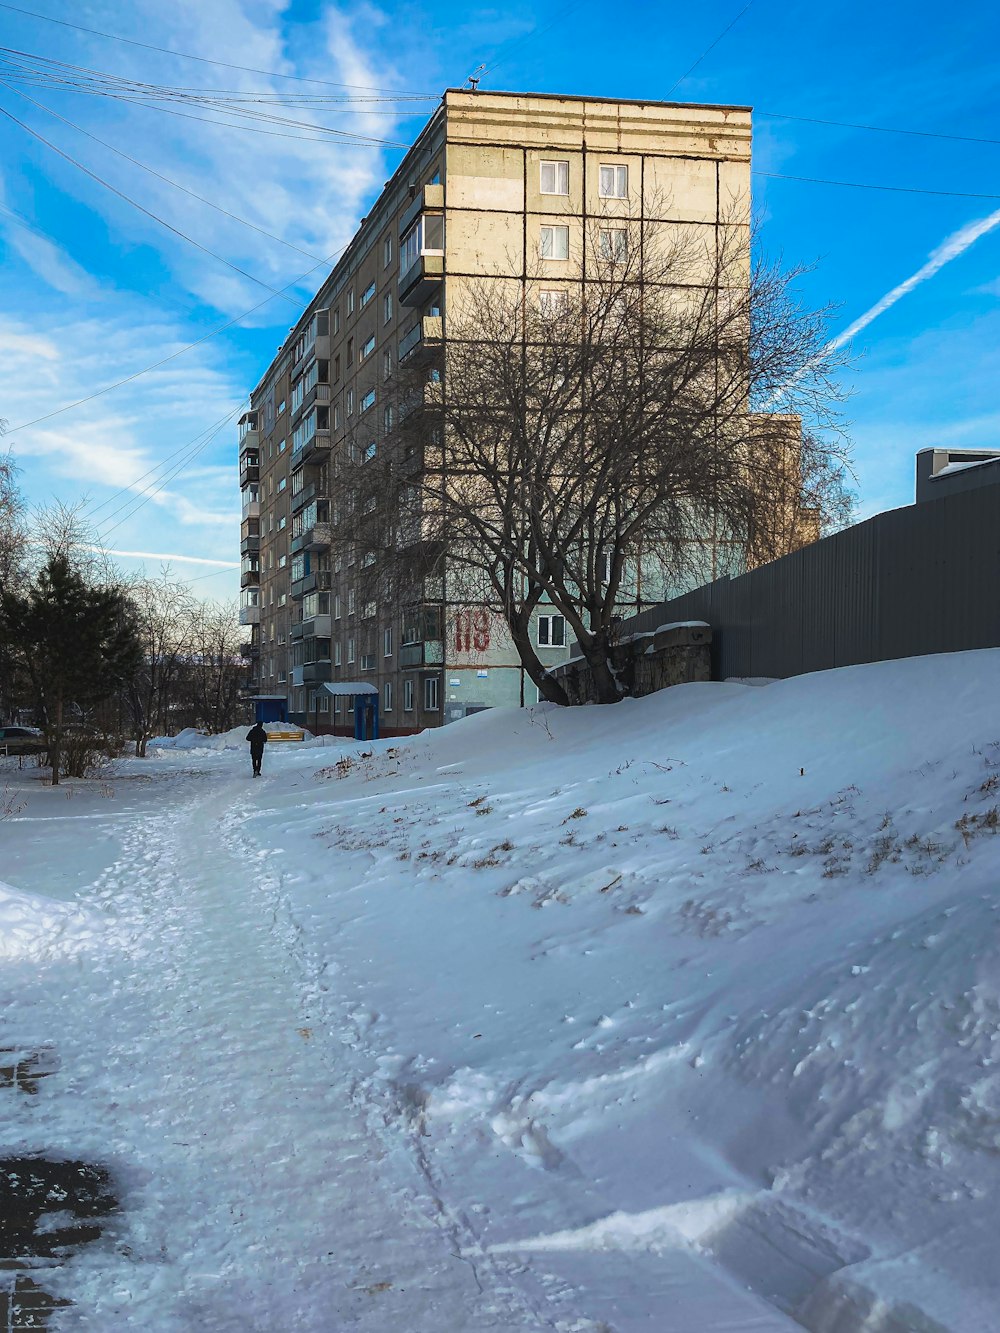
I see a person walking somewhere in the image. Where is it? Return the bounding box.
[246,721,268,777]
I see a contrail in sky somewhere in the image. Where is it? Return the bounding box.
[830,206,1000,349]
[84,545,238,568]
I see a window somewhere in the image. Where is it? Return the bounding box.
[364,440,376,463]
[347,636,355,664]
[334,594,342,619]
[383,626,393,657]
[361,652,376,671]
[403,678,414,711]
[334,640,342,666]
[363,599,376,618]
[348,589,356,615]
[599,163,628,199]
[540,159,569,195]
[333,308,341,334]
[334,694,341,714]
[277,398,286,415]
[599,228,627,262]
[383,234,393,267]
[383,348,392,381]
[424,675,440,711]
[539,289,568,317]
[383,292,392,324]
[347,290,355,315]
[278,476,287,491]
[278,554,287,568]
[361,334,376,360]
[360,280,376,308]
[318,691,329,712]
[361,551,376,569]
[400,214,444,275]
[278,439,286,454]
[384,680,393,712]
[346,387,354,415]
[540,225,569,261]
[383,404,394,431]
[361,388,376,413]
[537,613,566,647]
[347,337,354,364]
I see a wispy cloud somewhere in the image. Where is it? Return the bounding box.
[84,544,238,567]
[831,207,1000,350]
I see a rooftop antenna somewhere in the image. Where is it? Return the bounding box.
[465,64,485,91]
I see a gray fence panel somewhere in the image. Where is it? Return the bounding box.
[611,482,1000,683]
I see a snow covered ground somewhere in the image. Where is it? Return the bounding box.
[2,649,999,1331]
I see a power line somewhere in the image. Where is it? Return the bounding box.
[0,96,304,306]
[3,80,328,263]
[758,109,1000,149]
[0,2,430,96]
[0,49,415,146]
[96,407,242,541]
[666,0,756,97]
[85,405,245,521]
[481,0,589,76]
[754,169,1000,200]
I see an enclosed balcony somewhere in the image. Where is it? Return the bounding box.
[399,211,444,307]
[239,453,259,488]
[240,530,260,557]
[238,410,259,447]
[240,557,260,589]
[239,589,260,625]
[302,660,333,684]
[241,483,260,520]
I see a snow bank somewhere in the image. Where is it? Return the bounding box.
[151,722,310,751]
[0,879,109,959]
[248,648,1000,1331]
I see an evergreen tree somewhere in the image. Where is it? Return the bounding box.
[0,555,142,783]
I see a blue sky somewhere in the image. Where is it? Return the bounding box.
[1,0,998,603]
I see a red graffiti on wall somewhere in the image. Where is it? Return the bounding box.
[454,608,491,655]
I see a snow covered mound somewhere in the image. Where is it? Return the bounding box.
[151,722,310,751]
[0,879,110,959]
[254,648,1000,1332]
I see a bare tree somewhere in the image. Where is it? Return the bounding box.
[183,600,248,734]
[124,570,197,755]
[341,210,852,705]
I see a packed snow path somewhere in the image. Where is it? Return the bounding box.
[3,767,796,1331]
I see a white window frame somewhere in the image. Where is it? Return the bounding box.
[539,289,568,318]
[384,680,393,712]
[347,636,355,664]
[334,640,342,666]
[383,626,393,657]
[360,280,376,308]
[539,159,569,195]
[540,225,569,261]
[598,228,628,262]
[403,678,414,712]
[537,613,566,648]
[424,675,440,711]
[383,234,393,268]
[383,292,393,324]
[599,163,629,199]
[361,334,376,360]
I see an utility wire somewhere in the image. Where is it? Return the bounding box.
[758,109,1000,148]
[96,407,243,540]
[3,80,328,262]
[85,405,246,521]
[666,0,756,97]
[754,169,1000,200]
[0,97,305,305]
[0,2,430,96]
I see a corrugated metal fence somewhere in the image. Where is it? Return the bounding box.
[617,484,1000,680]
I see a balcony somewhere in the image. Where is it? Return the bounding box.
[302,660,333,684]
[239,641,259,659]
[399,252,444,307]
[290,569,330,600]
[239,461,259,487]
[293,427,331,466]
[238,411,259,445]
[240,567,260,589]
[290,521,332,555]
[398,639,444,668]
[239,604,260,625]
[241,496,260,520]
[291,665,304,687]
[290,480,316,514]
[240,532,260,557]
[300,613,332,638]
[290,380,330,428]
[399,315,443,366]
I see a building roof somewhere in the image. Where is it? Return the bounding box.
[322,682,379,696]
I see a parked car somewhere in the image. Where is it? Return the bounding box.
[0,725,47,757]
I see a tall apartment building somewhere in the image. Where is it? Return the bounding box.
[238,89,754,736]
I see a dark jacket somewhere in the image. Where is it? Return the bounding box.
[246,724,268,753]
